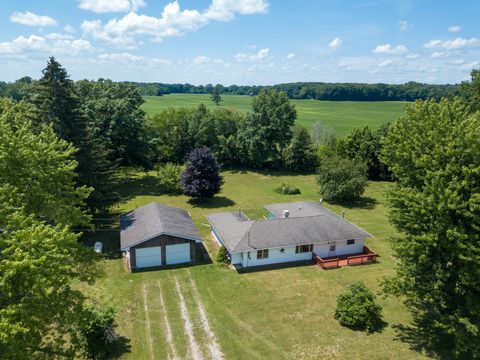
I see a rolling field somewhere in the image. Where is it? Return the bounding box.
[82,168,432,360]
[142,94,407,137]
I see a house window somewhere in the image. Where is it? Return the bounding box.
[295,244,313,253]
[329,243,336,252]
[257,249,269,259]
[347,239,355,245]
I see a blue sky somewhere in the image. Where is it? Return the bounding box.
[0,0,478,84]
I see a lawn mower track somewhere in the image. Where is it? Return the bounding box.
[158,280,180,360]
[187,271,225,360]
[175,277,203,360]
[142,282,155,360]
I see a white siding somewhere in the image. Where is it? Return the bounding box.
[313,239,364,258]
[239,245,312,267]
[230,252,242,265]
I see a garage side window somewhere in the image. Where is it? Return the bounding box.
[347,239,355,245]
[257,249,269,259]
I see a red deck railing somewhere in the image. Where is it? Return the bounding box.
[313,246,378,269]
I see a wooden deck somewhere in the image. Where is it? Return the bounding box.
[313,246,378,269]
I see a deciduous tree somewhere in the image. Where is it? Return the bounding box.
[181,147,223,198]
[316,155,367,202]
[381,98,480,358]
[238,90,296,168]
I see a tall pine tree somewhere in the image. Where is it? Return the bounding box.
[27,58,118,214]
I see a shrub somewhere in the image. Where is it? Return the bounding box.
[334,281,382,332]
[274,183,301,195]
[157,162,183,194]
[215,245,230,266]
[181,147,223,198]
[81,306,120,359]
[316,155,367,201]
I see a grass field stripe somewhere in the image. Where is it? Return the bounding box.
[175,277,203,360]
[158,280,180,360]
[142,282,155,360]
[187,270,224,360]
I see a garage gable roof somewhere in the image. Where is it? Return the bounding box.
[120,203,202,250]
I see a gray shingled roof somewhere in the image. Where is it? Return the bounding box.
[120,203,202,250]
[207,201,372,252]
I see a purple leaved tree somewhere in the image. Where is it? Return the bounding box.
[181,147,224,198]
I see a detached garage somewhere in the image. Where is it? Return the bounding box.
[120,203,202,271]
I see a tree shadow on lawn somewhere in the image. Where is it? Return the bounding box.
[226,167,311,177]
[117,174,177,202]
[343,318,388,335]
[329,196,378,210]
[392,314,457,360]
[187,196,236,209]
[81,229,121,260]
[109,335,132,359]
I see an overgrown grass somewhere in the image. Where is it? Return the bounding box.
[82,168,432,359]
[142,94,407,136]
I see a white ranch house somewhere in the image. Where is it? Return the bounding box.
[207,201,375,269]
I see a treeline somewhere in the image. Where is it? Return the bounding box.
[148,91,317,171]
[130,81,461,101]
[0,58,128,358]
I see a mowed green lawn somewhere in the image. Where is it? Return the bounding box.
[82,168,431,360]
[142,94,407,137]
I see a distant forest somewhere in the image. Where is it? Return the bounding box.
[130,81,462,101]
[0,77,461,102]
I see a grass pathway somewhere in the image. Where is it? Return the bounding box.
[175,277,203,360]
[158,280,180,360]
[187,270,224,360]
[142,282,155,360]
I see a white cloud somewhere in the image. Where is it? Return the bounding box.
[99,52,144,61]
[373,43,408,55]
[10,11,57,27]
[328,37,342,50]
[406,54,419,59]
[430,51,444,58]
[235,47,269,62]
[64,25,76,33]
[81,0,268,47]
[378,59,393,67]
[448,25,461,33]
[398,20,411,31]
[0,34,91,55]
[45,33,75,40]
[78,0,146,13]
[424,37,480,50]
[449,58,464,65]
[205,0,268,21]
[462,61,480,69]
[193,55,211,64]
[286,52,295,59]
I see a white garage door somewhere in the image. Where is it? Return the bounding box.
[136,247,162,268]
[166,243,191,265]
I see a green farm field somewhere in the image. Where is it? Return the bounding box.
[142,94,408,137]
[82,168,432,360]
